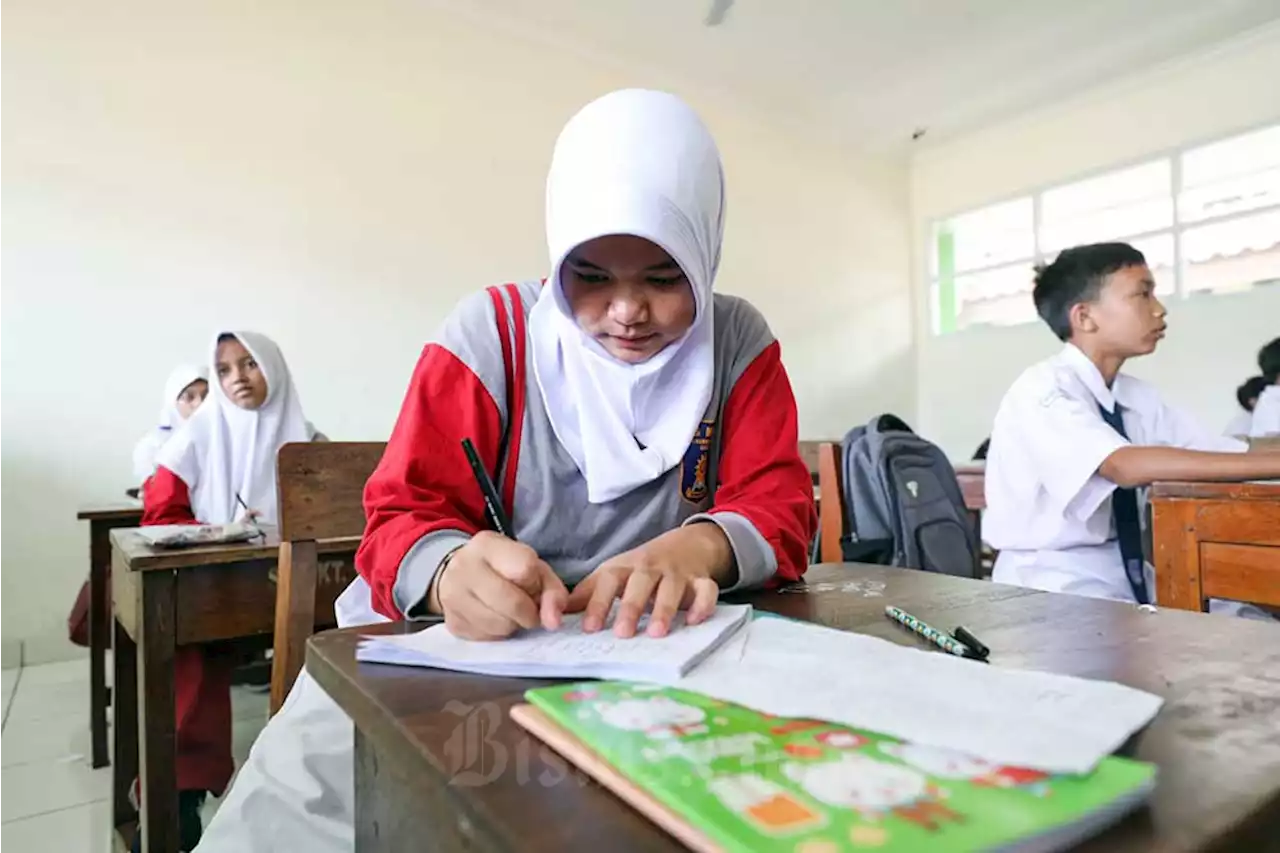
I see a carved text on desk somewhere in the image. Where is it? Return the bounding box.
[268,558,355,587]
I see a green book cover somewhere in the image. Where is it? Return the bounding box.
[524,681,1155,852]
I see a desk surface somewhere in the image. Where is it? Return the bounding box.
[1150,480,1280,500]
[110,527,362,572]
[308,563,1280,852]
[77,503,143,521]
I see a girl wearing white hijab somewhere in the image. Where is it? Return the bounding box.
[141,331,320,851]
[150,331,318,526]
[194,89,814,852]
[131,364,209,485]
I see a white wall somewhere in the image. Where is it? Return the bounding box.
[910,25,1280,457]
[1,0,912,660]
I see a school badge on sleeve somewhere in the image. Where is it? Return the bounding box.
[680,419,715,503]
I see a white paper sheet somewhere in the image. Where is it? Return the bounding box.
[662,616,1163,775]
[357,604,752,682]
[133,521,262,548]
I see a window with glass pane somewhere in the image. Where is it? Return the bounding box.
[953,264,1039,330]
[1182,209,1280,295]
[1039,160,1172,254]
[932,197,1034,276]
[1178,126,1280,296]
[1180,125,1280,222]
[931,198,1034,333]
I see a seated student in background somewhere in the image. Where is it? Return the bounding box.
[984,242,1280,615]
[1225,375,1267,438]
[194,88,815,853]
[68,364,209,645]
[141,331,322,851]
[131,364,209,487]
[1249,337,1280,437]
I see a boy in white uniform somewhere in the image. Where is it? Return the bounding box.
[984,242,1280,608]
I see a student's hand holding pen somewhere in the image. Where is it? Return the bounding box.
[430,531,568,641]
[234,492,261,525]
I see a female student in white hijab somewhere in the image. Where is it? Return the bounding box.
[139,331,322,852]
[193,89,815,853]
[131,364,210,486]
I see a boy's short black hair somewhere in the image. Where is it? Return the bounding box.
[1032,242,1148,341]
[1238,376,1269,411]
[1258,337,1280,383]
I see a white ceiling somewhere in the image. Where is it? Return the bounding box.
[437,0,1280,151]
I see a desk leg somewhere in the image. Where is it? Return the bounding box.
[137,571,179,853]
[1153,498,1205,612]
[89,520,112,769]
[112,617,139,833]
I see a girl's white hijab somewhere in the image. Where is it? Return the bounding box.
[131,364,209,483]
[155,331,310,525]
[530,89,725,504]
[159,364,209,429]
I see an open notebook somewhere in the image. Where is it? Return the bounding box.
[357,603,752,682]
[514,681,1156,853]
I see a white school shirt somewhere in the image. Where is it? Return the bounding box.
[984,343,1246,602]
[1223,409,1252,438]
[1248,385,1280,437]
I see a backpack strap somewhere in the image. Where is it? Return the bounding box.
[486,284,528,519]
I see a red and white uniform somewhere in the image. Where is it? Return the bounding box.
[196,89,815,852]
[145,331,315,797]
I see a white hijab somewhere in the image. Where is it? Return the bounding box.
[530,89,725,504]
[131,364,208,483]
[155,331,311,525]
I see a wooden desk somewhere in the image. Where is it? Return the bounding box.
[110,529,360,853]
[76,503,144,769]
[1151,480,1280,613]
[308,564,1280,852]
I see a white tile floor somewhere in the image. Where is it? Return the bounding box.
[1,659,269,850]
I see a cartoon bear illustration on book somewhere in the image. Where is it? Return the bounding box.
[783,753,963,831]
[594,696,709,739]
[878,742,1051,794]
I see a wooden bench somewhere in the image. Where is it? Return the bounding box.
[1151,480,1280,613]
[271,441,386,714]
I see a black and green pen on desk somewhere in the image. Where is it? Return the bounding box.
[884,605,990,662]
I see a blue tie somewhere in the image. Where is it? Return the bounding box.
[1097,403,1150,604]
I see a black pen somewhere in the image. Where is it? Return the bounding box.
[461,438,514,538]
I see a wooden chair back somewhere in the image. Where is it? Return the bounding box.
[816,442,846,563]
[271,441,385,714]
[797,440,826,486]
